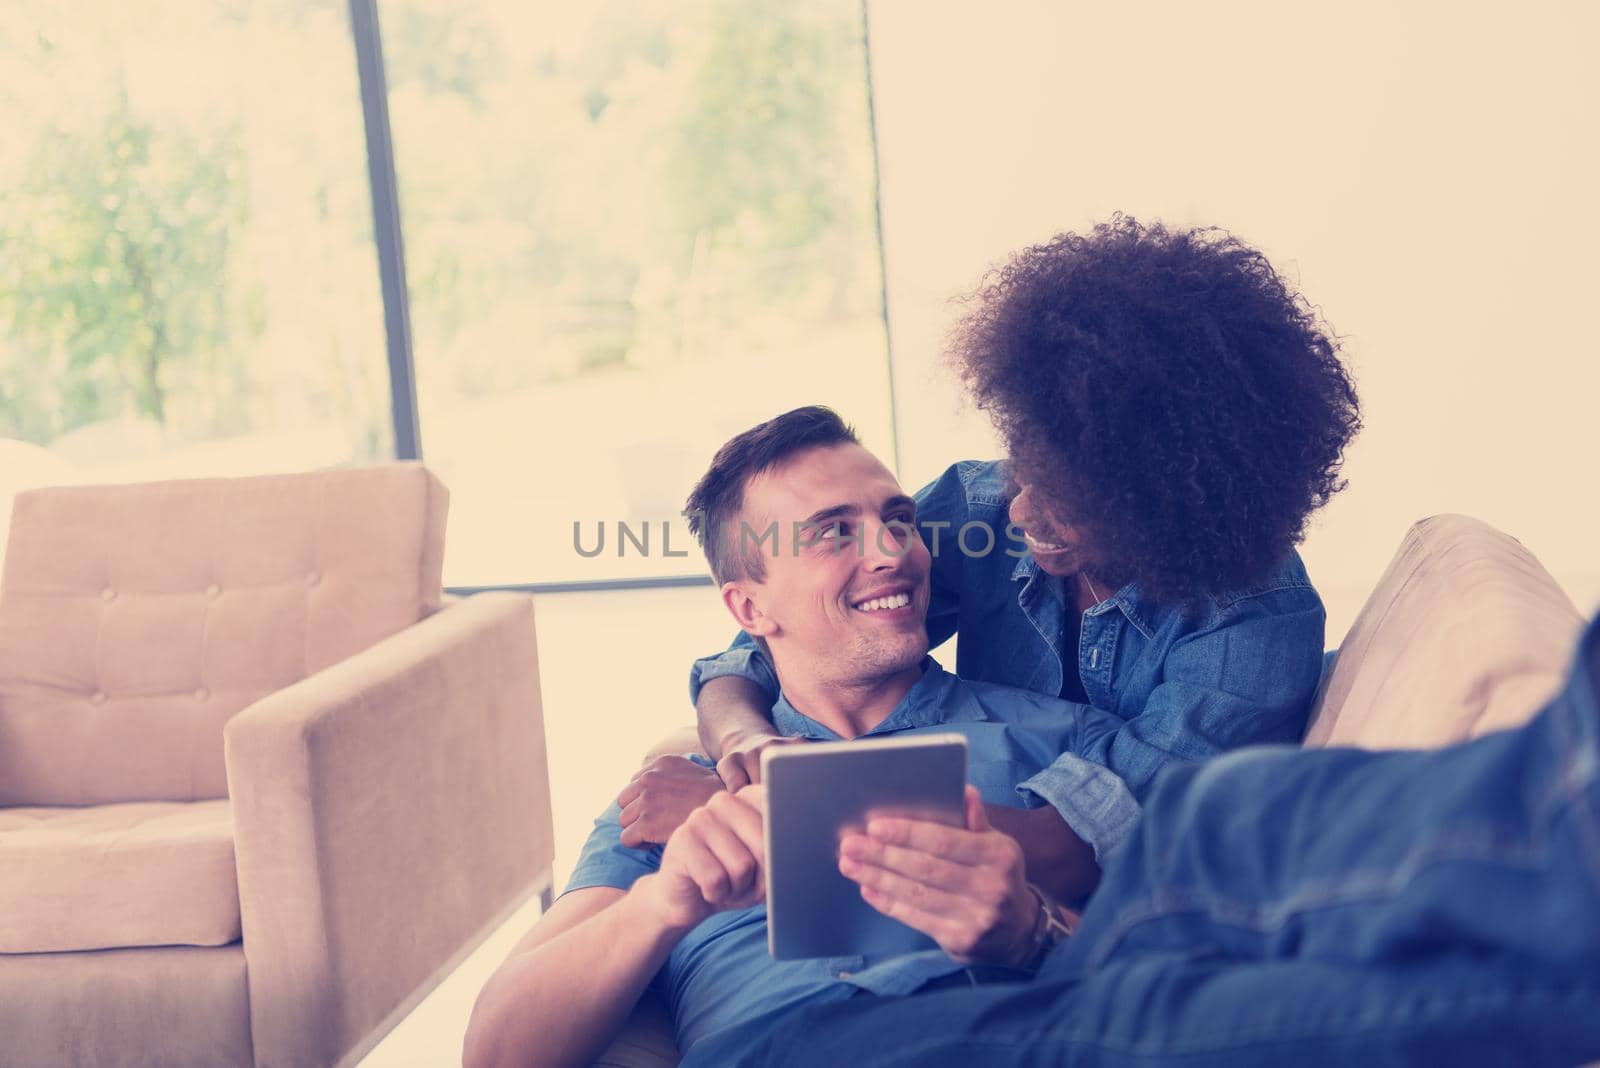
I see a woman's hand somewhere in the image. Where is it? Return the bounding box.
[617,755,724,847]
[715,732,810,791]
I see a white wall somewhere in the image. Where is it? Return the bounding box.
[868,0,1600,641]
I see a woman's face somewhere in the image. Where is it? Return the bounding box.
[1008,480,1089,578]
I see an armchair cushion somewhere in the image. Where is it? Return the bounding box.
[0,799,239,953]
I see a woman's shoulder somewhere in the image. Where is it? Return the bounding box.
[915,459,1011,518]
[1208,548,1319,613]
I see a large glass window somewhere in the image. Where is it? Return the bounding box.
[379,0,892,586]
[2,0,890,588]
[0,0,391,485]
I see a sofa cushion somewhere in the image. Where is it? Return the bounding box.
[0,463,448,805]
[1305,514,1583,750]
[0,799,240,953]
[594,990,680,1068]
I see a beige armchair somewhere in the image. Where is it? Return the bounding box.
[0,464,555,1068]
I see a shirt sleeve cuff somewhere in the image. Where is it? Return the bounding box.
[1016,753,1143,865]
[688,646,781,705]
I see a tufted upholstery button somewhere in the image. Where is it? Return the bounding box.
[89,691,106,705]
[100,587,115,602]
[305,572,320,588]
[205,583,220,599]
[194,687,210,701]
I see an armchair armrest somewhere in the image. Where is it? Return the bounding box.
[224,592,553,1068]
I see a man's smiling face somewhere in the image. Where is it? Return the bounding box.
[729,442,932,688]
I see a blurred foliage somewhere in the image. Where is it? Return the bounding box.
[0,96,249,441]
[0,0,880,452]
[381,0,879,399]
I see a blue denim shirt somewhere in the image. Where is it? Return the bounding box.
[689,459,1328,858]
[567,658,1137,1056]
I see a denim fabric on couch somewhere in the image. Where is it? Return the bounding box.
[592,514,1586,1068]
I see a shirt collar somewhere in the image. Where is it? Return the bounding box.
[771,658,964,741]
[1009,553,1159,640]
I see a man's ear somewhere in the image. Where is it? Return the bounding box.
[721,580,777,640]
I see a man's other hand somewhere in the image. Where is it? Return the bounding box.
[838,785,1037,967]
[640,786,768,932]
[617,756,723,848]
[715,732,809,791]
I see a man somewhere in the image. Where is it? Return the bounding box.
[464,408,1137,1068]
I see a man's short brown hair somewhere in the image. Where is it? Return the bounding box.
[683,406,860,584]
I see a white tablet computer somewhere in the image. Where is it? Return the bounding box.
[762,733,968,961]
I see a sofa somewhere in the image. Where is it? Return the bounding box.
[590,513,1588,1067]
[0,464,556,1068]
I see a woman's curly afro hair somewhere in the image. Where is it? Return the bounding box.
[952,215,1361,604]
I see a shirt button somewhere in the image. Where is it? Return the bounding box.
[306,572,320,588]
[194,687,210,701]
[205,583,220,599]
[89,691,106,705]
[836,970,852,979]
[100,587,115,602]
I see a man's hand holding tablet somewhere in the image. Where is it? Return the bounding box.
[759,734,1053,968]
[638,788,768,932]
[839,784,1040,967]
[636,735,1062,970]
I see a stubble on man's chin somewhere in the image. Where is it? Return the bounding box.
[837,632,928,687]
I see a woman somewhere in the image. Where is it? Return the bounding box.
[631,216,1361,898]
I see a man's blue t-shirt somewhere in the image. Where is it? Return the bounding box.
[564,659,1138,1056]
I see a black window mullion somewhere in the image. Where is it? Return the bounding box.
[348,0,422,461]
